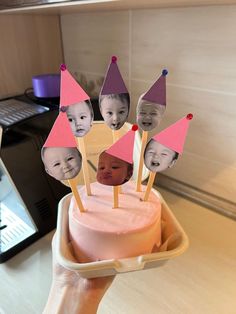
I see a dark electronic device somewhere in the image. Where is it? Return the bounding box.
[0,97,70,263]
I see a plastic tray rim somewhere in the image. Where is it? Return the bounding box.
[55,187,189,276]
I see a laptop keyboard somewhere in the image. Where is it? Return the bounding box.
[0,99,48,127]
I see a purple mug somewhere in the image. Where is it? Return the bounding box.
[32,74,60,98]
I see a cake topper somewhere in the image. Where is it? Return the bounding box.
[97,125,138,207]
[152,112,193,155]
[96,152,133,187]
[60,64,93,138]
[41,112,85,212]
[136,69,168,132]
[144,140,178,173]
[143,114,193,201]
[43,111,77,149]
[136,69,168,192]
[106,124,138,164]
[99,56,130,131]
[60,64,93,196]
[60,63,89,107]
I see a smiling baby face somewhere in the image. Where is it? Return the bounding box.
[42,147,82,181]
[136,98,165,132]
[144,140,177,173]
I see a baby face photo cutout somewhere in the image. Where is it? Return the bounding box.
[144,139,178,173]
[42,146,82,181]
[59,64,93,137]
[137,69,168,132]
[41,110,83,181]
[136,96,165,132]
[97,151,133,186]
[99,56,130,131]
[66,100,94,137]
[99,93,130,131]
[144,113,194,173]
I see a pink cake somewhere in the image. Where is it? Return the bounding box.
[69,181,161,262]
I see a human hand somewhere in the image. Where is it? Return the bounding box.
[43,233,115,314]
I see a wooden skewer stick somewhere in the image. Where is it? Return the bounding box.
[112,129,120,142]
[68,178,85,212]
[77,137,91,196]
[112,129,122,194]
[113,185,119,208]
[143,171,156,202]
[136,131,148,192]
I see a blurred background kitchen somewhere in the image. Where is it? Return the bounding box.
[0,1,236,314]
[1,1,236,217]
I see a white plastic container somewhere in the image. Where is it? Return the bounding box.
[55,188,189,278]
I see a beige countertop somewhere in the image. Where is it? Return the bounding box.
[0,187,236,314]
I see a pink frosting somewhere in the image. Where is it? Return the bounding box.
[69,181,161,262]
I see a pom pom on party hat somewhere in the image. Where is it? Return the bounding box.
[106,125,138,164]
[142,69,168,106]
[59,64,89,108]
[153,113,193,154]
[100,56,128,95]
[43,112,77,147]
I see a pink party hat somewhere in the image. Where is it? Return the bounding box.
[43,112,77,147]
[100,56,128,95]
[153,114,193,154]
[60,64,90,108]
[142,69,168,106]
[106,125,138,164]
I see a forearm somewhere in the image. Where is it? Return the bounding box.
[43,282,101,314]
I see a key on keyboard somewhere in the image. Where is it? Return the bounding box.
[0,99,48,127]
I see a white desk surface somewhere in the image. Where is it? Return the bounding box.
[1,188,236,314]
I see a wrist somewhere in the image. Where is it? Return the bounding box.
[43,281,101,314]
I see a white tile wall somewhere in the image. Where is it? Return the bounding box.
[61,6,236,205]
